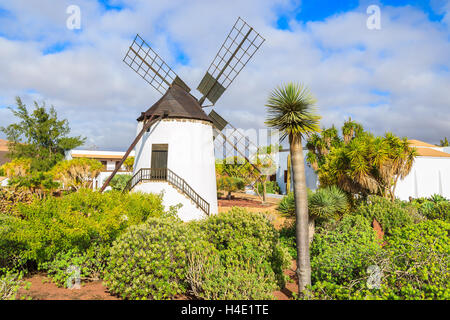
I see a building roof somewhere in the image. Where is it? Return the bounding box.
[408,139,438,148]
[69,150,135,160]
[137,84,212,123]
[415,147,450,158]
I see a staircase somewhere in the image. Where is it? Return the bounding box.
[124,168,210,215]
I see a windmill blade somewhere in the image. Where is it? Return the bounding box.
[198,17,265,106]
[123,34,191,95]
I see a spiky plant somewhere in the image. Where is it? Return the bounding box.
[265,82,321,296]
[308,186,348,241]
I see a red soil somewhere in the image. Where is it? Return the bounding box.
[218,196,273,208]
[17,274,119,300]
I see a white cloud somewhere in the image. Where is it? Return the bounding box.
[0,0,449,151]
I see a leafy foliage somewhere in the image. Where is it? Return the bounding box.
[0,97,85,172]
[51,158,103,191]
[1,158,31,178]
[308,186,348,220]
[255,180,281,195]
[310,215,382,286]
[109,174,132,192]
[104,217,197,299]
[216,176,245,199]
[307,119,416,200]
[353,196,424,235]
[104,208,290,300]
[0,189,168,271]
[123,157,134,171]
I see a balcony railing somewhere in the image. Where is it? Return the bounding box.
[124,168,210,216]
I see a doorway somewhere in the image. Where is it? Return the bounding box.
[151,144,168,179]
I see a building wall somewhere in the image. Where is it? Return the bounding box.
[395,157,450,200]
[133,181,207,221]
[134,118,218,217]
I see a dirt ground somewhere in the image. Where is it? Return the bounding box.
[17,274,119,300]
[16,192,296,300]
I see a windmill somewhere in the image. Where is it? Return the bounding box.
[100,17,266,220]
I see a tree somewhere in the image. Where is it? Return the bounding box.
[51,158,103,191]
[124,157,135,172]
[439,137,449,147]
[1,158,31,178]
[306,121,416,201]
[0,97,85,172]
[265,82,321,296]
[216,176,245,200]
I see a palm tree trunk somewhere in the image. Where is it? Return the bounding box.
[290,134,311,297]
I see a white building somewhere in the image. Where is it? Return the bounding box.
[131,84,218,221]
[395,140,450,200]
[65,149,135,190]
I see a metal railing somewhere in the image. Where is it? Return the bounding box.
[124,168,210,215]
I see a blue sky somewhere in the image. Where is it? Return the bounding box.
[0,0,449,150]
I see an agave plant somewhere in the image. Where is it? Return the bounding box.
[308,185,348,242]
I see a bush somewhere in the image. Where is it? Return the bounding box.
[379,220,450,299]
[104,218,201,299]
[104,208,290,300]
[0,189,169,271]
[417,200,450,222]
[38,244,109,288]
[186,244,280,300]
[278,192,295,216]
[309,218,450,300]
[110,174,132,192]
[353,196,423,235]
[310,215,382,286]
[0,270,26,300]
[195,208,290,297]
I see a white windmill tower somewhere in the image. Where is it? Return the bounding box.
[100,18,265,221]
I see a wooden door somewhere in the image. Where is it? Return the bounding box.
[151,144,168,179]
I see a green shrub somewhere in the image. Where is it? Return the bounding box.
[0,189,169,270]
[104,217,201,300]
[0,270,26,300]
[278,192,295,215]
[196,208,290,296]
[109,174,132,192]
[379,220,450,299]
[310,215,382,286]
[278,220,296,259]
[417,200,450,222]
[38,244,109,288]
[309,219,450,300]
[186,244,279,300]
[353,196,423,235]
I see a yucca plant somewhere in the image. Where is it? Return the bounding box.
[308,186,348,242]
[265,82,321,296]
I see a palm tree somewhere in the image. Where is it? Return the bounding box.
[265,82,321,296]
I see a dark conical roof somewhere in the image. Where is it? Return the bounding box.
[137,84,212,123]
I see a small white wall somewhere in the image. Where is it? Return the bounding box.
[134,118,218,217]
[395,157,450,200]
[133,181,207,221]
